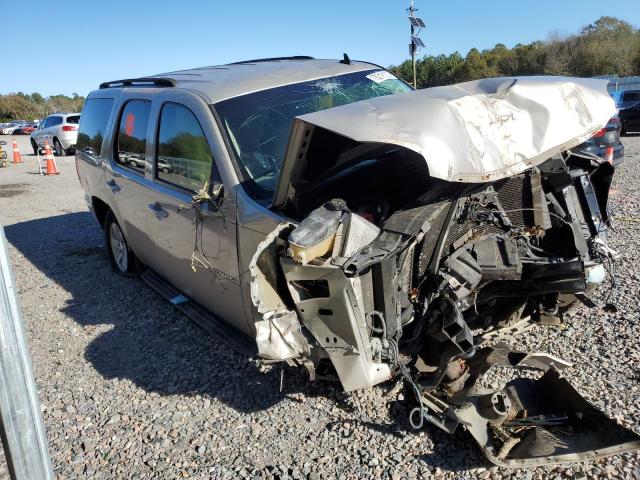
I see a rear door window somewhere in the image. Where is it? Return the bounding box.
[77,98,114,158]
[115,100,151,175]
[48,116,63,127]
[156,102,213,192]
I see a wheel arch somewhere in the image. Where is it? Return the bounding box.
[91,196,111,230]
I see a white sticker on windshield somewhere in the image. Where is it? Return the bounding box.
[366,71,396,84]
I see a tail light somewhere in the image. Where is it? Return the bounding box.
[594,128,606,138]
[62,125,78,131]
[604,146,614,165]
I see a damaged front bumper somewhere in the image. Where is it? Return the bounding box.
[247,76,638,466]
[430,344,640,467]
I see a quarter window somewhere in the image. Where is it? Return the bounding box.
[116,100,151,175]
[156,103,213,192]
[77,98,114,158]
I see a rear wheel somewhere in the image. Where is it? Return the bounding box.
[104,211,137,275]
[53,138,65,156]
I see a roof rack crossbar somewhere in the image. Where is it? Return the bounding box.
[226,56,314,65]
[99,77,177,89]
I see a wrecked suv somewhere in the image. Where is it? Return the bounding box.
[76,56,639,466]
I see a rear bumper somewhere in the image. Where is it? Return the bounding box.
[59,133,78,150]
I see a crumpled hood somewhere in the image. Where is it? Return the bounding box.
[274,76,615,208]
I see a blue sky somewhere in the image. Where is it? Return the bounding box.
[3,0,639,96]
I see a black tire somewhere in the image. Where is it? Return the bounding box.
[130,160,138,168]
[620,122,626,136]
[104,211,137,276]
[53,138,65,156]
[161,167,170,174]
[31,139,38,156]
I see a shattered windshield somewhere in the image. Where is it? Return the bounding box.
[214,69,411,199]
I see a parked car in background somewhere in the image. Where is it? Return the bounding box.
[30,113,80,156]
[618,89,640,134]
[572,116,624,166]
[14,123,39,135]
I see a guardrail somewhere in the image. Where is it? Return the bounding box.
[0,224,53,480]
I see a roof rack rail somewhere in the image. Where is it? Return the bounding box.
[99,77,176,89]
[227,56,315,65]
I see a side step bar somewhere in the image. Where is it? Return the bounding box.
[141,269,257,357]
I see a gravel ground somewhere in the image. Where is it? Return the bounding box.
[0,134,639,479]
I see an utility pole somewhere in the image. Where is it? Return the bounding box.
[407,0,425,89]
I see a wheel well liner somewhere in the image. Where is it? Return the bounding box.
[91,197,110,229]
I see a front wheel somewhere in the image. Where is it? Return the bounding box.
[104,211,137,275]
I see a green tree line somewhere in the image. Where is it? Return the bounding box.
[0,92,84,122]
[389,16,640,88]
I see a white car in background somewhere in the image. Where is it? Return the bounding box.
[30,113,80,156]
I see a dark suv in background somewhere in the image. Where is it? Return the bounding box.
[618,89,640,135]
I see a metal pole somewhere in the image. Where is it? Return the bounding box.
[0,224,53,480]
[410,0,417,88]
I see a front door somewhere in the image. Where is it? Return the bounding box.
[138,95,250,335]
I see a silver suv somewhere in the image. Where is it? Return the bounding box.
[76,57,639,465]
[30,112,80,156]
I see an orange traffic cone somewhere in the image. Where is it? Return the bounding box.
[43,141,59,175]
[12,140,22,164]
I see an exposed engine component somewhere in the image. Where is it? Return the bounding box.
[249,152,638,466]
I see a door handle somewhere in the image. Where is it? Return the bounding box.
[106,179,120,193]
[148,202,169,219]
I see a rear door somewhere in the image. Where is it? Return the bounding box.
[43,116,62,146]
[140,92,250,334]
[103,95,156,265]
